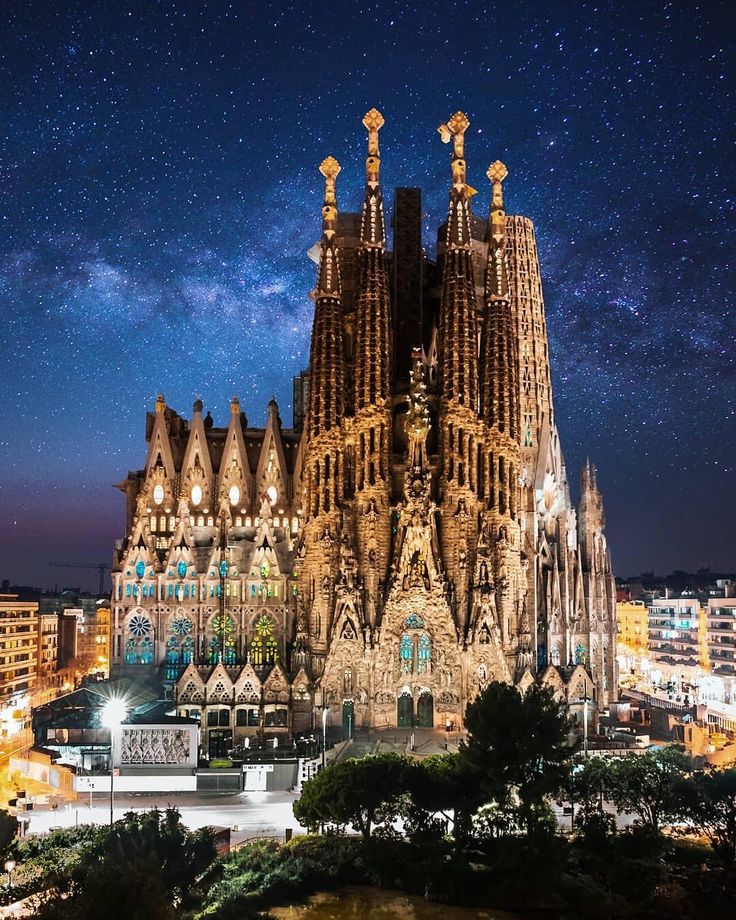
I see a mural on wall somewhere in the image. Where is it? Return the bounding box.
[119,727,193,765]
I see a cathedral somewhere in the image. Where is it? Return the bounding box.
[111,110,617,756]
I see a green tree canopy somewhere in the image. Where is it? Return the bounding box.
[460,681,573,832]
[293,753,411,839]
[33,808,215,920]
[678,768,736,868]
[608,745,690,835]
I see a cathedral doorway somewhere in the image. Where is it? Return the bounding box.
[417,692,434,728]
[397,691,413,727]
[208,729,232,759]
[342,700,354,737]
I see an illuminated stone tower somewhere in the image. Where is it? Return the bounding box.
[113,108,617,754]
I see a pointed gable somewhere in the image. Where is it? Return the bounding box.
[516,669,536,695]
[177,664,205,703]
[566,664,595,701]
[218,397,252,517]
[180,400,215,511]
[262,663,290,703]
[145,395,178,480]
[255,400,290,509]
[234,664,262,703]
[205,663,234,702]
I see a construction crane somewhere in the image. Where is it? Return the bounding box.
[50,562,111,595]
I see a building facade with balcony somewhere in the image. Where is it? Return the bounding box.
[707,596,736,703]
[0,594,39,742]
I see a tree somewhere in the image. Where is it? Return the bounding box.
[33,808,215,919]
[403,753,479,845]
[566,757,617,844]
[679,768,736,869]
[608,745,690,835]
[293,753,410,839]
[0,810,18,860]
[460,681,573,834]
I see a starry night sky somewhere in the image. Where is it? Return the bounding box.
[1,0,734,592]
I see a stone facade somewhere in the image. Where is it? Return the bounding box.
[112,110,617,755]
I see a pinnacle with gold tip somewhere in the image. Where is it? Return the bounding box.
[487,160,508,183]
[319,156,341,180]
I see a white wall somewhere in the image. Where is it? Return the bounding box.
[75,774,197,793]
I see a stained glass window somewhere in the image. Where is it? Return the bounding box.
[265,636,278,665]
[171,617,192,637]
[400,633,413,673]
[251,635,264,666]
[404,614,425,629]
[575,643,587,666]
[260,561,270,579]
[223,638,237,666]
[255,615,273,636]
[182,636,194,665]
[139,638,154,665]
[166,637,180,680]
[208,636,220,665]
[135,561,145,579]
[124,638,138,665]
[128,614,151,637]
[417,633,431,673]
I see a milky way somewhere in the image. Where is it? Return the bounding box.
[1,0,734,590]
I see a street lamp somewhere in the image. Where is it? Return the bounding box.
[320,704,329,769]
[581,693,591,758]
[4,860,15,892]
[101,697,127,825]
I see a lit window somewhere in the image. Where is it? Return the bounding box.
[153,484,165,505]
[400,634,413,673]
[191,484,202,506]
[266,485,278,505]
[229,485,240,506]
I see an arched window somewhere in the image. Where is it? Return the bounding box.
[139,638,154,665]
[124,637,138,665]
[250,635,264,666]
[575,643,587,666]
[417,633,431,673]
[208,636,220,665]
[265,635,278,665]
[182,636,194,666]
[400,634,413,673]
[166,636,180,680]
[223,638,237,666]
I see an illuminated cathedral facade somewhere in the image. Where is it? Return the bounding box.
[112,110,617,755]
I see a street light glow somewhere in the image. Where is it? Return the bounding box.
[101,697,127,729]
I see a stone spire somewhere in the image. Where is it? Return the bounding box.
[306,157,345,442]
[353,109,393,624]
[480,160,519,440]
[355,108,391,412]
[359,107,385,247]
[437,111,478,410]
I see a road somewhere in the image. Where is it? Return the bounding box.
[23,790,306,845]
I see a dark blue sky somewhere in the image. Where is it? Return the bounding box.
[1,0,734,591]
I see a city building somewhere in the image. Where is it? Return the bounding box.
[707,595,736,703]
[39,591,111,681]
[0,594,39,742]
[617,601,648,658]
[111,110,617,755]
[646,597,709,697]
[36,612,62,703]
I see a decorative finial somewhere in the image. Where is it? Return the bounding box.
[230,396,240,415]
[438,111,474,193]
[487,160,508,212]
[363,108,384,182]
[155,394,166,414]
[315,157,342,297]
[193,397,203,414]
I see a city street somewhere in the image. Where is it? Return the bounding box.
[20,790,306,845]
